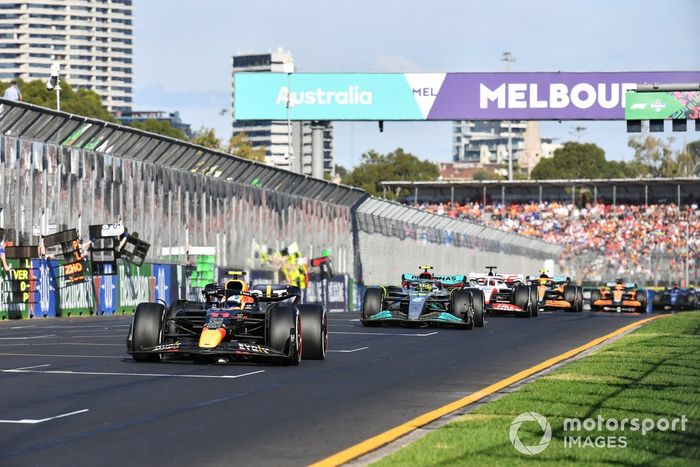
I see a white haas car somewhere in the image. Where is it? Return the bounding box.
[467,267,538,317]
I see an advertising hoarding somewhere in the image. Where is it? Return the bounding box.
[234,71,700,121]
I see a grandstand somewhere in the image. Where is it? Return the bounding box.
[382,178,700,287]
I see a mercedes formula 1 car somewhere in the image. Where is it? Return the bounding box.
[590,280,647,313]
[468,267,538,317]
[127,278,328,365]
[651,286,698,311]
[528,274,583,312]
[361,266,485,329]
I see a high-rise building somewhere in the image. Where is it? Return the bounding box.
[231,48,334,178]
[0,0,133,112]
[452,120,559,175]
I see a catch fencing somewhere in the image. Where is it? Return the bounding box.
[0,99,560,303]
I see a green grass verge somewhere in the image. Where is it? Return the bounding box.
[376,312,700,466]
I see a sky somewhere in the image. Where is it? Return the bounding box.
[134,0,700,169]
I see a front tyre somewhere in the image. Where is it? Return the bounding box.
[299,305,328,360]
[361,288,383,327]
[269,305,301,365]
[451,289,473,330]
[130,303,165,362]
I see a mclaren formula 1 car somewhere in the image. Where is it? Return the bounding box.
[651,286,698,311]
[468,267,538,317]
[127,278,328,365]
[590,280,647,313]
[361,266,485,329]
[528,274,583,312]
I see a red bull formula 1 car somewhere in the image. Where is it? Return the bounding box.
[127,277,328,365]
[528,273,583,312]
[468,267,538,317]
[361,266,485,329]
[590,280,647,313]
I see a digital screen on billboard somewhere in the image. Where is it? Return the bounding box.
[234,71,700,121]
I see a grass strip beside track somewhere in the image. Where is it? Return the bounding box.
[375,312,700,466]
[311,315,665,466]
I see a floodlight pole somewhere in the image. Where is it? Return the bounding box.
[501,52,516,181]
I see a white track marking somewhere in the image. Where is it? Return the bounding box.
[0,353,124,359]
[330,331,438,337]
[0,335,56,340]
[6,364,51,371]
[328,347,369,353]
[0,409,89,424]
[1,366,266,380]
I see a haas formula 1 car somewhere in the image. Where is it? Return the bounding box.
[361,266,485,329]
[651,286,698,311]
[528,274,583,312]
[590,280,647,313]
[127,277,328,365]
[468,267,538,317]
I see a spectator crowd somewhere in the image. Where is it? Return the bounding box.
[414,201,700,285]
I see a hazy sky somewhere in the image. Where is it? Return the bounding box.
[134,0,700,169]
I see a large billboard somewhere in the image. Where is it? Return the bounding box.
[234,71,700,121]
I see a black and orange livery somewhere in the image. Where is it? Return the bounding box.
[528,275,583,312]
[590,280,647,313]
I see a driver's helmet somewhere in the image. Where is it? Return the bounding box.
[416,282,433,292]
[224,293,242,308]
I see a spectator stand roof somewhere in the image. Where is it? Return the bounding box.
[381,178,700,206]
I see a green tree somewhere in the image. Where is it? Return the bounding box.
[191,127,221,150]
[130,119,187,140]
[472,168,504,181]
[1,79,117,122]
[627,136,694,178]
[227,131,265,162]
[531,142,639,180]
[343,148,439,198]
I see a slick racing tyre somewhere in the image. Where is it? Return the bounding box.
[529,285,539,317]
[269,305,302,365]
[575,287,584,312]
[361,288,383,327]
[634,290,647,313]
[467,288,485,327]
[299,305,328,360]
[451,289,473,329]
[131,303,165,362]
[514,285,530,316]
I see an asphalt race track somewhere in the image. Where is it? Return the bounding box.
[0,310,650,466]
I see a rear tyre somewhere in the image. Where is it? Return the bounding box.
[466,288,485,327]
[361,288,383,327]
[634,290,647,313]
[269,305,301,365]
[529,285,539,317]
[131,303,165,362]
[575,287,584,312]
[299,305,328,360]
[451,289,473,329]
[514,285,530,316]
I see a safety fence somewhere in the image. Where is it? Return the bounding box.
[0,99,561,297]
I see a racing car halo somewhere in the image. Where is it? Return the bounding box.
[127,277,328,365]
[361,266,485,329]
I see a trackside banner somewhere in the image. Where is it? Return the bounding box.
[234,72,700,121]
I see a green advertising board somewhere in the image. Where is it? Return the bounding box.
[190,255,216,288]
[625,91,699,120]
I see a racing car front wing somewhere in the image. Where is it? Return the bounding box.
[128,339,295,361]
